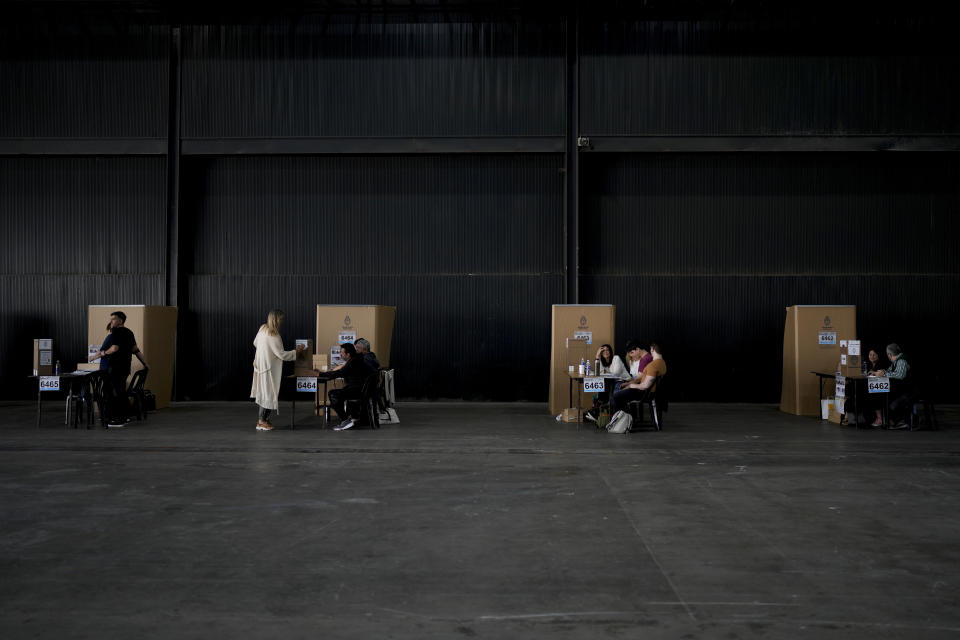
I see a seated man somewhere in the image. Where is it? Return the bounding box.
[354,337,381,370]
[872,343,912,428]
[610,342,666,414]
[318,342,376,431]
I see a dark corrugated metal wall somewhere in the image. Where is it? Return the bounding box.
[0,157,167,399]
[3,4,958,402]
[0,23,168,137]
[580,18,960,135]
[579,153,960,401]
[178,155,564,400]
[182,18,565,138]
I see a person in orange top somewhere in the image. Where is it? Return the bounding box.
[609,342,666,411]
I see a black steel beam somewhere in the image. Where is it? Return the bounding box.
[0,139,166,156]
[180,137,565,155]
[564,8,579,304]
[165,26,181,308]
[582,136,960,153]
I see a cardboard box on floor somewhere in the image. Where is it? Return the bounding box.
[779,305,856,417]
[315,305,396,406]
[88,305,178,409]
[549,305,615,417]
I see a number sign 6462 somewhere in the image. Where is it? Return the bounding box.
[867,377,890,394]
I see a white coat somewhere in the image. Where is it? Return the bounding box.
[250,327,297,412]
[600,355,632,381]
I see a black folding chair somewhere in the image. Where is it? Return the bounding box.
[126,369,149,421]
[626,374,667,431]
[345,371,383,429]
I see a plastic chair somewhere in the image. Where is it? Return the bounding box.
[626,375,666,431]
[88,373,110,429]
[126,369,149,421]
[345,371,382,429]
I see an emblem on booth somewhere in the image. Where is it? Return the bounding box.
[579,315,587,328]
[823,315,831,327]
[344,315,352,327]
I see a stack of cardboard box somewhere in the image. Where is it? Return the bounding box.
[33,339,53,376]
[838,339,862,377]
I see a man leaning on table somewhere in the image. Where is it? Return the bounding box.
[610,342,666,413]
[89,311,148,428]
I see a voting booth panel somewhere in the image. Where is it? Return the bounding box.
[315,305,396,406]
[88,305,178,409]
[549,305,615,416]
[779,305,856,417]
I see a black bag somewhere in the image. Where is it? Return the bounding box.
[142,390,157,413]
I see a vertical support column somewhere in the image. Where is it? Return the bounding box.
[165,26,182,401]
[165,26,182,308]
[564,8,580,304]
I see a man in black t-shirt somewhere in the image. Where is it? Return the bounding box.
[319,342,375,431]
[90,311,149,427]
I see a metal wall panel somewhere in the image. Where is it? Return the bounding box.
[181,17,565,138]
[0,21,168,138]
[580,19,960,136]
[579,153,960,401]
[580,153,960,276]
[178,154,564,401]
[0,157,167,399]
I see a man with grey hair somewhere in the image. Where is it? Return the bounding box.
[353,338,381,370]
[869,343,911,428]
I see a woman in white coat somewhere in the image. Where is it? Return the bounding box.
[251,309,304,431]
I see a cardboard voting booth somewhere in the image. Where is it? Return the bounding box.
[88,305,178,409]
[780,305,856,417]
[315,305,395,367]
[549,305,615,416]
[315,305,396,406]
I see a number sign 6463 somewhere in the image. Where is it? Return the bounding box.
[582,377,605,393]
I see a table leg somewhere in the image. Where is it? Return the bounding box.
[291,391,296,430]
[568,377,573,412]
[818,375,823,408]
[36,382,42,429]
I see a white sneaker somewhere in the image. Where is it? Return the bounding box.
[107,421,126,428]
[333,419,355,431]
[584,412,597,424]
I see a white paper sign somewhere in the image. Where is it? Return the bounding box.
[338,331,356,345]
[39,376,60,391]
[818,331,837,345]
[847,340,861,356]
[582,377,605,393]
[296,339,310,349]
[38,339,52,350]
[839,340,848,347]
[88,344,101,364]
[39,351,52,365]
[330,345,344,366]
[840,354,847,365]
[835,374,846,398]
[296,377,318,392]
[867,377,891,393]
[573,331,593,345]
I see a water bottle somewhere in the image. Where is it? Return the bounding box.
[55,360,60,375]
[861,361,868,375]
[595,358,600,374]
[579,358,585,375]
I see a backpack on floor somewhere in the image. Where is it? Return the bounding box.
[606,409,633,434]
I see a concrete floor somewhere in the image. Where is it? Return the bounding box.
[1,401,958,639]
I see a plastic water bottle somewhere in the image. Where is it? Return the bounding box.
[595,358,600,374]
[55,360,60,375]
[579,358,585,375]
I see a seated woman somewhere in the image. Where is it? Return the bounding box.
[592,343,631,405]
[864,348,884,375]
[868,343,911,427]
